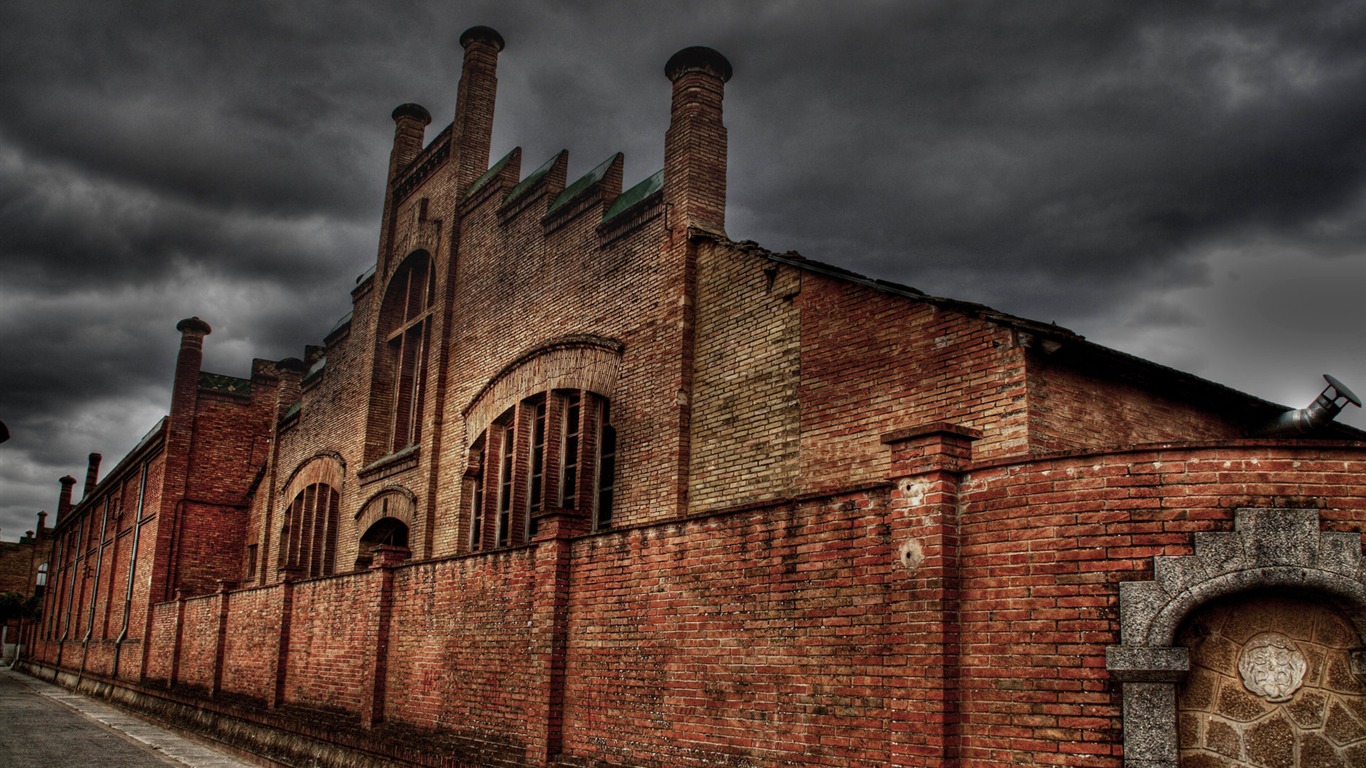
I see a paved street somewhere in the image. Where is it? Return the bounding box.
[0,665,258,767]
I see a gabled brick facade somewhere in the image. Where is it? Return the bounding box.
[23,24,1366,768]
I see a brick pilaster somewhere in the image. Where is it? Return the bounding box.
[168,589,187,689]
[360,545,407,728]
[211,579,235,695]
[271,570,299,708]
[883,422,981,768]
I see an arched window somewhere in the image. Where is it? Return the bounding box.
[356,518,410,568]
[468,390,616,551]
[281,483,339,578]
[368,252,435,460]
[354,488,417,568]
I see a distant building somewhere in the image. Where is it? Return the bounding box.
[0,511,51,661]
[0,511,50,597]
[22,25,1366,768]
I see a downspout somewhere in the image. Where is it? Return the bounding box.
[112,460,148,676]
[79,495,111,677]
[60,519,82,643]
[43,536,64,642]
[83,496,111,644]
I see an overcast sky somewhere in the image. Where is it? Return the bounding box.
[3,1,1364,540]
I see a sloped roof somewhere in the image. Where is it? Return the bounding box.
[726,237,1365,440]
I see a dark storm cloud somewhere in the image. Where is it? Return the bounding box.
[2,0,1365,538]
[723,2,1366,319]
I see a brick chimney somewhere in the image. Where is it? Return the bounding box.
[664,46,732,235]
[389,103,432,182]
[451,26,504,193]
[57,475,76,521]
[82,452,102,499]
[36,510,48,538]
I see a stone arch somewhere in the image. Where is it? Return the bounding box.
[353,487,416,568]
[280,451,345,502]
[462,334,623,447]
[1107,508,1366,767]
[277,453,346,579]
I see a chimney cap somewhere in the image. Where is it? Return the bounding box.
[392,103,432,125]
[666,46,732,84]
[176,316,212,335]
[460,26,505,52]
[59,475,77,486]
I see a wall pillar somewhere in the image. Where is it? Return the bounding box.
[882,422,981,768]
[526,520,579,765]
[168,589,186,689]
[360,545,406,728]
[211,579,235,695]
[271,569,300,708]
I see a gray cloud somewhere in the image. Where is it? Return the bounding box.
[3,0,1365,537]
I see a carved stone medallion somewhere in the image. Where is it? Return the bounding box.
[1237,632,1307,703]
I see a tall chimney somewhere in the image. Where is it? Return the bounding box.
[36,510,48,538]
[389,103,432,181]
[57,476,76,520]
[664,46,732,235]
[451,26,505,193]
[82,452,102,499]
[172,317,212,416]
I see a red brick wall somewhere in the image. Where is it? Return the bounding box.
[283,571,382,714]
[221,584,284,701]
[177,593,219,691]
[952,443,1366,767]
[383,550,542,761]
[144,600,177,683]
[1025,358,1247,453]
[796,275,1029,491]
[44,441,1360,768]
[176,387,272,594]
[559,492,905,768]
[27,446,167,680]
[173,502,250,597]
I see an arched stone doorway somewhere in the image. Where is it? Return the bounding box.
[1107,508,1366,767]
[1177,591,1366,766]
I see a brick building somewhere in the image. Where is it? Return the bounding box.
[21,26,1366,768]
[0,511,50,597]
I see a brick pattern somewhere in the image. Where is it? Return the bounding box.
[176,593,219,691]
[283,571,382,714]
[383,552,542,763]
[796,277,1029,491]
[28,442,1361,768]
[687,243,801,510]
[221,584,284,702]
[955,445,1366,767]
[1026,361,1247,452]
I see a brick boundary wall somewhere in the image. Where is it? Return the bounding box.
[21,441,1366,768]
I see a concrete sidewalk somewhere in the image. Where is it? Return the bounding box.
[0,665,261,768]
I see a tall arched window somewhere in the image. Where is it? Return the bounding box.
[369,252,435,460]
[281,483,339,578]
[468,390,616,551]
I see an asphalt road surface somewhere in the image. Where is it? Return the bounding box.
[0,665,257,767]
